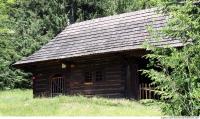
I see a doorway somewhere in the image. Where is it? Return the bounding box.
[126,63,139,99]
[50,74,65,97]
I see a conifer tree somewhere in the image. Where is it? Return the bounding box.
[143,0,200,115]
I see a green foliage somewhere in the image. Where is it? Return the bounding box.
[1,0,72,89]
[0,0,31,89]
[143,0,200,116]
[67,0,160,23]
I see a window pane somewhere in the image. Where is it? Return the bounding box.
[85,72,92,82]
[96,71,103,81]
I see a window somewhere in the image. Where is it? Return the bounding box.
[85,71,92,82]
[95,71,103,81]
[84,70,104,83]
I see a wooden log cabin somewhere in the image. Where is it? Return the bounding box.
[13,8,182,99]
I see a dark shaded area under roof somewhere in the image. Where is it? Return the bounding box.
[14,8,182,66]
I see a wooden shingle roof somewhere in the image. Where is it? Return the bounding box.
[14,8,182,66]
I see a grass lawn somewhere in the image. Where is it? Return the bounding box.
[0,89,162,116]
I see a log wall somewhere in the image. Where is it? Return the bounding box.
[33,74,50,97]
[32,55,126,98]
[31,53,145,99]
[67,59,125,98]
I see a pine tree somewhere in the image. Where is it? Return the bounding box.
[143,0,200,115]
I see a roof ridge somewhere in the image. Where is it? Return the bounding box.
[66,7,157,29]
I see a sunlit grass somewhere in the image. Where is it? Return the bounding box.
[0,89,161,116]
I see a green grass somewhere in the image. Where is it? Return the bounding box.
[0,89,161,116]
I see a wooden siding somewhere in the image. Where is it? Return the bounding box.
[33,74,50,97]
[67,59,125,98]
[32,55,126,98]
[31,54,144,99]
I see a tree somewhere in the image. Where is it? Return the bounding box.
[143,0,200,116]
[0,0,31,89]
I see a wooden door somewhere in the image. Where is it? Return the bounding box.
[126,63,139,99]
[130,64,139,99]
[50,75,65,97]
